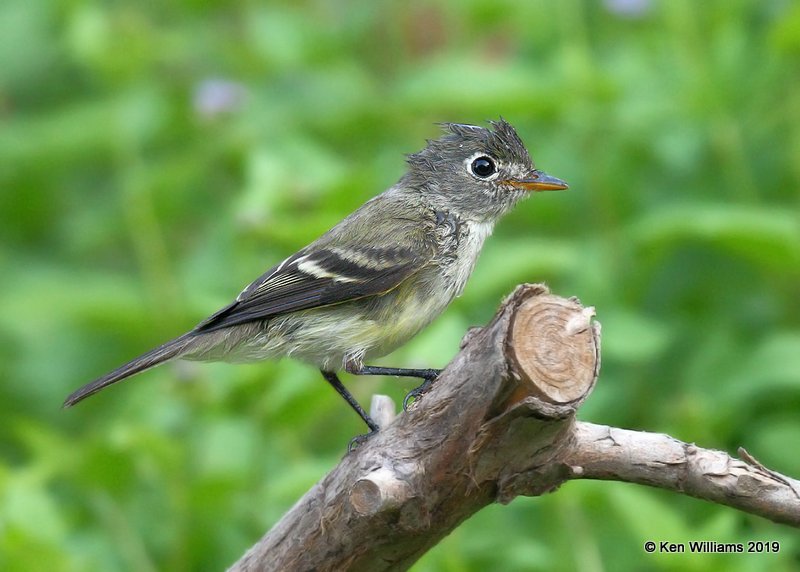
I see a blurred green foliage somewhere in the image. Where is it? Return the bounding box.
[1,0,799,570]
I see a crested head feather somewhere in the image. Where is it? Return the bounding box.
[406,118,533,174]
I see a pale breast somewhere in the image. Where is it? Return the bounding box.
[439,219,494,298]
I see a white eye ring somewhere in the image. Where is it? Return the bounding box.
[465,152,499,180]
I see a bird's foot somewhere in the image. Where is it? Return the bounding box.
[343,364,441,412]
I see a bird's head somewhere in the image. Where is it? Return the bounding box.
[404,119,568,222]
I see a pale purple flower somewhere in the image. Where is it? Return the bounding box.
[604,0,652,18]
[193,78,248,119]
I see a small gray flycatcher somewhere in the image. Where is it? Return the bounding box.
[65,119,568,447]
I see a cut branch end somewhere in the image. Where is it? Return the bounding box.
[505,285,600,406]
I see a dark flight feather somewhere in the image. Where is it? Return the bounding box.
[194,245,431,332]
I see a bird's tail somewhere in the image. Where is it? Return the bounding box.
[63,332,196,407]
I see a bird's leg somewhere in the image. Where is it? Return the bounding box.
[346,364,441,411]
[320,370,379,452]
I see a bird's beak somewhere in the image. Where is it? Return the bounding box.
[504,170,569,192]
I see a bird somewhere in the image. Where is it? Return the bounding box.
[64,119,568,446]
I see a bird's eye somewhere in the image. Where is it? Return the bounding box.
[470,156,496,178]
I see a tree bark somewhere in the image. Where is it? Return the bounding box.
[229,284,800,572]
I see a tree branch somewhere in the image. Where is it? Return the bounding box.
[565,423,800,526]
[229,284,800,572]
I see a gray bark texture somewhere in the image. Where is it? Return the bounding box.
[229,284,800,572]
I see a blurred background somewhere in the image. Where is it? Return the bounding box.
[2,0,799,570]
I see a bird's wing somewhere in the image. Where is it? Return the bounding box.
[194,210,435,333]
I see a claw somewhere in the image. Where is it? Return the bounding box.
[402,378,435,411]
[348,429,378,453]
